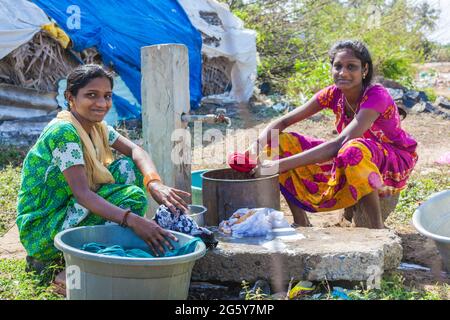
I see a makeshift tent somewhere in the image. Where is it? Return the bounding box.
[0,0,258,145]
[0,0,50,60]
[1,0,257,129]
[179,0,257,103]
[32,0,203,114]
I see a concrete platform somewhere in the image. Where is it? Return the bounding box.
[192,227,402,285]
[1,223,403,288]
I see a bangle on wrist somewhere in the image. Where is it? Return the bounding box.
[144,172,161,191]
[120,209,132,228]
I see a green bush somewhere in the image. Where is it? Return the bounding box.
[225,0,439,97]
[421,87,438,102]
[286,59,332,102]
[379,56,416,88]
[429,44,450,62]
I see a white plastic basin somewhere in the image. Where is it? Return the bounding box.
[412,190,450,272]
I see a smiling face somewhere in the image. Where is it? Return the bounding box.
[332,49,368,91]
[67,77,113,124]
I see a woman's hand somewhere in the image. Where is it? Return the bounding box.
[250,159,280,177]
[128,214,178,256]
[147,181,190,215]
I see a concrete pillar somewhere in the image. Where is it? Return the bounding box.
[141,44,192,216]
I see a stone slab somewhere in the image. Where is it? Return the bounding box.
[192,227,402,284]
[0,224,26,259]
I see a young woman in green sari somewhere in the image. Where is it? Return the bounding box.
[17,64,190,270]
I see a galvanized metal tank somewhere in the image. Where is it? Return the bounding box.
[201,168,280,226]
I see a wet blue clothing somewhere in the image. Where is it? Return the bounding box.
[80,238,201,258]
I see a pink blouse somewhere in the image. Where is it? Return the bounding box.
[315,84,417,153]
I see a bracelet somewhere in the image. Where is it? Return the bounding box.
[120,209,132,228]
[143,172,162,191]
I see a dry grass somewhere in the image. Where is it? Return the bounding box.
[0,31,80,92]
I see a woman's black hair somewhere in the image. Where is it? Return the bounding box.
[328,40,407,119]
[65,64,114,109]
[329,40,373,88]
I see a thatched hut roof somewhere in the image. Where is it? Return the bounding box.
[0,30,79,93]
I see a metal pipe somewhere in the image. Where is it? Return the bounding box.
[181,114,216,123]
[181,113,231,127]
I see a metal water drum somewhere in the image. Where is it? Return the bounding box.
[187,204,206,227]
[201,168,280,226]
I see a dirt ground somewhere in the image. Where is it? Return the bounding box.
[191,105,450,297]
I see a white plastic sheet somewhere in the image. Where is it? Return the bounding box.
[0,0,50,59]
[179,0,257,103]
[219,208,291,238]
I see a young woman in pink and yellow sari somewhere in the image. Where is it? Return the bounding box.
[249,40,417,229]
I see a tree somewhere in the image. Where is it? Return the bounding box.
[218,0,440,99]
[219,0,245,10]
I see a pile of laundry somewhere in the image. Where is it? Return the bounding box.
[154,205,218,249]
[218,207,291,238]
[80,204,218,258]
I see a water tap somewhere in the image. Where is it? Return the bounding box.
[181,108,231,127]
[215,108,232,127]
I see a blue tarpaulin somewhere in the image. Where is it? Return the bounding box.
[33,0,203,119]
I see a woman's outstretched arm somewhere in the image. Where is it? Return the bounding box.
[63,165,177,256]
[253,108,380,176]
[111,135,190,213]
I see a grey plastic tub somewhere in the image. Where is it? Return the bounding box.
[412,190,450,272]
[54,225,206,300]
